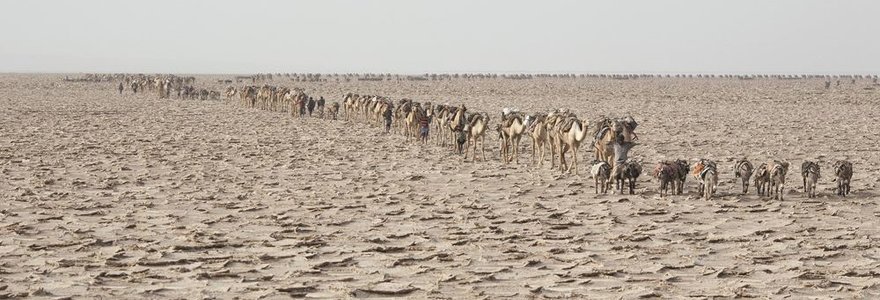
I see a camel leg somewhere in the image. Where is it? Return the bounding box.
[803,177,806,195]
[559,145,567,172]
[471,138,477,161]
[780,183,784,200]
[480,136,486,161]
[464,139,470,159]
[514,139,520,164]
[538,141,544,165]
[531,141,536,165]
[660,180,665,197]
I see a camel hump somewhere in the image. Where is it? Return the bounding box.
[502,113,521,127]
[559,117,578,132]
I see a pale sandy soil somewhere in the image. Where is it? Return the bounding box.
[2,73,880,299]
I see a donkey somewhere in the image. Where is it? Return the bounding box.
[673,159,690,195]
[834,160,853,197]
[754,163,770,196]
[695,160,718,200]
[591,161,611,194]
[801,161,820,198]
[767,161,790,200]
[618,160,642,195]
[734,159,754,194]
[653,161,676,197]
[692,159,718,198]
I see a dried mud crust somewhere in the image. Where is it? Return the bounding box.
[1,74,879,298]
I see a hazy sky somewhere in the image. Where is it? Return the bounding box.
[1,0,878,74]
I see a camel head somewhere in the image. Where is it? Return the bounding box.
[617,116,638,142]
[574,119,589,142]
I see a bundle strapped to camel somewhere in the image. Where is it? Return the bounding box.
[591,116,638,144]
[557,114,580,132]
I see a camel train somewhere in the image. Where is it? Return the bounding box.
[90,73,859,200]
[210,85,862,201]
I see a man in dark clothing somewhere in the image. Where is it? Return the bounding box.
[117,82,124,94]
[455,124,467,154]
[383,105,393,133]
[317,96,326,118]
[307,97,316,117]
[298,97,307,117]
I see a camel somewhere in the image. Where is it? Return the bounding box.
[554,116,589,174]
[405,103,425,142]
[374,97,389,126]
[399,100,414,136]
[834,160,853,196]
[543,111,563,169]
[432,105,449,147]
[224,86,237,101]
[591,161,611,194]
[465,113,489,161]
[499,112,527,164]
[734,159,754,194]
[801,161,820,198]
[288,91,307,117]
[526,114,549,166]
[592,116,638,164]
[591,117,638,188]
[447,105,467,151]
[242,86,257,108]
[343,93,355,120]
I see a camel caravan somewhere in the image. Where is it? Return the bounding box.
[225,85,340,120]
[84,73,861,200]
[335,93,857,200]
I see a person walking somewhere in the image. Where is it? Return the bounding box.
[419,113,431,144]
[383,104,393,134]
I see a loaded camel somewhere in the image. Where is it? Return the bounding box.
[553,115,590,174]
[465,113,490,161]
[499,110,527,164]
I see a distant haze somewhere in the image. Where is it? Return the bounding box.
[2,0,878,74]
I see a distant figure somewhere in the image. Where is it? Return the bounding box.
[837,80,840,86]
[307,97,316,117]
[825,80,831,89]
[454,124,468,154]
[317,96,326,118]
[131,82,139,94]
[419,114,431,144]
[298,97,307,117]
[383,105,393,133]
[117,82,124,94]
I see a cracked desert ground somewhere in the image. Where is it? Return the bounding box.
[2,73,880,299]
